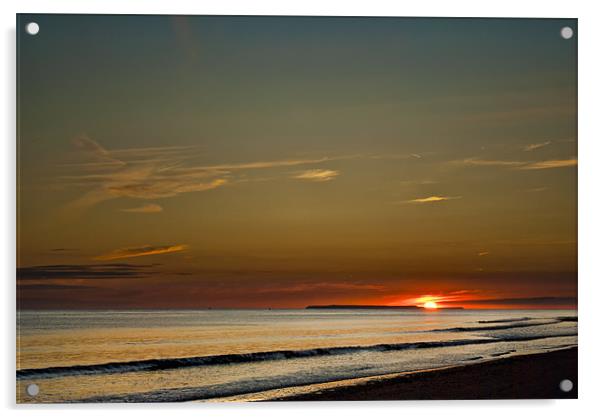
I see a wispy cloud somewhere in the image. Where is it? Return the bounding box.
[95,244,188,261]
[459,296,577,306]
[202,157,336,171]
[453,156,577,170]
[399,179,439,186]
[399,290,484,306]
[478,251,490,257]
[406,196,462,204]
[518,158,577,170]
[62,137,229,208]
[293,169,339,182]
[17,263,156,280]
[121,203,163,213]
[452,158,524,167]
[523,141,551,151]
[71,135,125,167]
[369,153,426,160]
[17,283,98,291]
[61,137,356,208]
[254,282,386,294]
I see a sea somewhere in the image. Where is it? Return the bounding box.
[16,309,577,403]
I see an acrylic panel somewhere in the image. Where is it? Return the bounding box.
[16,14,577,402]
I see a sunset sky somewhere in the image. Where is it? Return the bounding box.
[17,15,577,309]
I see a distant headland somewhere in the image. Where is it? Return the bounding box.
[305,305,464,310]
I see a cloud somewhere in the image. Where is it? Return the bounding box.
[478,251,490,256]
[203,157,336,171]
[71,135,125,167]
[293,169,339,182]
[17,264,156,280]
[399,179,439,186]
[459,296,577,306]
[62,139,230,208]
[254,282,386,294]
[518,158,577,170]
[109,178,227,200]
[400,292,577,308]
[95,244,188,261]
[452,156,577,171]
[368,153,423,160]
[61,137,357,209]
[452,158,524,167]
[17,283,98,291]
[121,203,163,213]
[523,141,552,151]
[406,196,462,203]
[400,291,483,306]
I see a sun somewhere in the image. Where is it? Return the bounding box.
[423,301,438,309]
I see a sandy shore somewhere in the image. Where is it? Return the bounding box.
[274,347,577,401]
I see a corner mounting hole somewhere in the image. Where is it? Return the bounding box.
[559,379,573,392]
[25,22,39,36]
[560,26,573,40]
[26,383,39,397]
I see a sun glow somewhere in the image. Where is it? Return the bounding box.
[423,301,438,309]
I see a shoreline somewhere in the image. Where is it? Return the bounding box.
[269,347,577,401]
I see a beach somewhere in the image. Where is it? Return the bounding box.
[275,347,577,401]
[17,310,576,402]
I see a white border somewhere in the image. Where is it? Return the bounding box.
[3,1,602,417]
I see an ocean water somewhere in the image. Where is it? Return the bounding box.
[16,309,577,403]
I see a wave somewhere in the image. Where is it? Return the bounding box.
[425,319,559,333]
[427,316,578,333]
[556,316,578,322]
[478,317,532,324]
[17,332,576,380]
[489,350,516,357]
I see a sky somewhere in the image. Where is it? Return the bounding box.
[17,15,577,309]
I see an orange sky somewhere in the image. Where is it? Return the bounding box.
[17,16,577,310]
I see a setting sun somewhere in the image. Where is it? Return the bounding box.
[423,301,438,309]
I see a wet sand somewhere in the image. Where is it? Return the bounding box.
[275,347,577,400]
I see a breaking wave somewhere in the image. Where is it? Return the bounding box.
[17,332,576,380]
